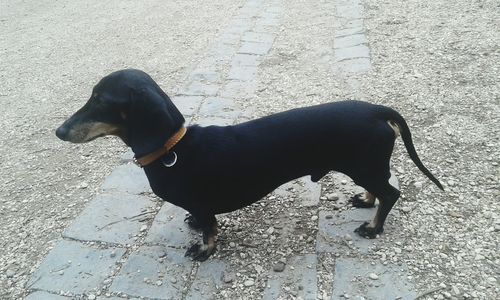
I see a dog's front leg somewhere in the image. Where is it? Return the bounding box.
[185,214,218,261]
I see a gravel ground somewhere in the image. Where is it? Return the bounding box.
[362,1,499,298]
[1,0,498,299]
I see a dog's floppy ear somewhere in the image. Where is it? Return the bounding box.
[127,85,185,157]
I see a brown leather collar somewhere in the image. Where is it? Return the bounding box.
[134,126,187,167]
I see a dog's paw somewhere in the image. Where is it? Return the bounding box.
[350,193,375,208]
[354,222,383,239]
[184,214,203,231]
[185,242,215,261]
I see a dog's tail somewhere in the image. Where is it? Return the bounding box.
[381,107,444,191]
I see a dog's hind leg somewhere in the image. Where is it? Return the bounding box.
[350,191,376,208]
[184,213,204,231]
[354,182,400,238]
[185,213,218,261]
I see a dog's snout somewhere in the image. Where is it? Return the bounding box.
[55,125,69,141]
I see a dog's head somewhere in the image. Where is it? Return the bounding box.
[56,69,185,157]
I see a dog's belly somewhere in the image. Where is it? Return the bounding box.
[208,169,325,214]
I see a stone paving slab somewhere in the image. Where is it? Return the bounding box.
[242,31,275,44]
[228,64,258,81]
[331,258,416,300]
[186,259,228,300]
[334,33,368,49]
[337,58,372,73]
[335,44,371,62]
[212,43,240,63]
[145,203,197,249]
[232,53,261,67]
[262,254,318,300]
[100,164,151,195]
[336,4,363,20]
[109,247,193,300]
[335,27,364,38]
[27,240,125,294]
[220,80,257,100]
[63,193,154,244]
[239,40,273,56]
[195,115,237,127]
[198,97,236,117]
[274,176,321,207]
[316,172,399,254]
[317,209,379,254]
[187,69,220,83]
[25,291,70,300]
[171,95,204,117]
[179,80,220,97]
[97,297,140,300]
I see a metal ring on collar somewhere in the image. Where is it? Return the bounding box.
[162,152,177,167]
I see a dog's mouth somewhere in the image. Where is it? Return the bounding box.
[56,122,122,143]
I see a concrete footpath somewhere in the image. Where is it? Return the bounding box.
[27,0,416,299]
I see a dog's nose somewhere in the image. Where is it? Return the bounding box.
[55,126,69,141]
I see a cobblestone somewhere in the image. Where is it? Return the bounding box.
[100,164,151,195]
[27,240,125,294]
[262,254,317,300]
[63,193,155,244]
[109,247,192,299]
[331,258,416,299]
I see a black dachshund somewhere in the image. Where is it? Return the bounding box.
[56,69,443,261]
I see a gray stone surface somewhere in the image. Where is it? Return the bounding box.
[336,3,363,20]
[227,17,254,35]
[259,13,280,27]
[196,115,236,127]
[179,80,219,96]
[263,254,317,300]
[232,53,260,67]
[109,246,193,300]
[317,209,379,254]
[218,32,241,45]
[220,80,257,100]
[331,258,416,300]
[333,0,371,75]
[97,297,140,300]
[100,164,151,195]
[187,69,219,83]
[198,97,237,117]
[186,259,228,300]
[27,240,125,294]
[228,65,258,81]
[335,44,371,62]
[242,31,275,44]
[275,176,321,207]
[336,26,364,37]
[337,57,372,73]
[334,33,368,49]
[63,193,154,244]
[239,41,273,56]
[145,203,197,249]
[212,43,239,63]
[25,291,70,300]
[171,95,204,116]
